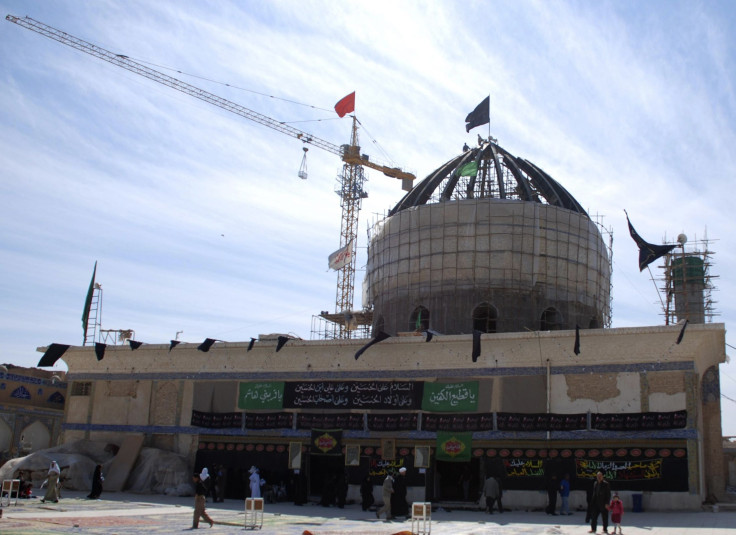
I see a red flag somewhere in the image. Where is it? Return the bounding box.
[334,92,355,117]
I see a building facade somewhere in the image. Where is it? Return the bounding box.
[56,322,726,510]
[0,366,66,464]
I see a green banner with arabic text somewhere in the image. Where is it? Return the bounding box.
[422,381,478,412]
[238,382,285,410]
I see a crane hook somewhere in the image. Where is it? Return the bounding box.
[298,147,308,180]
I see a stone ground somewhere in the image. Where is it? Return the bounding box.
[1,490,734,534]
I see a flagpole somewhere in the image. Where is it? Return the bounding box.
[645,265,667,321]
[487,95,491,141]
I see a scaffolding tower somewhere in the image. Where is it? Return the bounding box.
[659,235,718,325]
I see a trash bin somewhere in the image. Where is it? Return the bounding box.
[632,493,643,512]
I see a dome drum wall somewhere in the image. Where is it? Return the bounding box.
[366,199,610,335]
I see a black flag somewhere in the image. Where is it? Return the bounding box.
[198,338,217,352]
[465,96,490,132]
[169,340,180,352]
[95,342,106,361]
[625,211,677,271]
[676,319,689,344]
[38,343,70,367]
[276,336,290,352]
[354,331,391,360]
[128,340,143,350]
[472,330,482,362]
[574,325,581,355]
[247,337,256,351]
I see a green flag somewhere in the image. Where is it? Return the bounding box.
[457,161,478,177]
[82,261,97,342]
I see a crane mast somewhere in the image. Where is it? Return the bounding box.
[7,15,416,339]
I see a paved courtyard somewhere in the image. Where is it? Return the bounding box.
[1,490,734,534]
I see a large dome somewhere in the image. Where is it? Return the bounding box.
[390,142,587,216]
[364,141,611,336]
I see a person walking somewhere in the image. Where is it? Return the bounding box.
[609,493,624,534]
[215,465,226,503]
[376,471,394,520]
[192,473,214,529]
[360,474,375,511]
[41,461,61,503]
[391,467,408,518]
[87,464,104,499]
[589,471,612,534]
[248,466,261,498]
[559,473,571,515]
[483,474,502,514]
[545,473,558,515]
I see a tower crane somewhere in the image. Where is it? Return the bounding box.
[7,15,415,340]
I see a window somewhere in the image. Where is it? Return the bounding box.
[409,306,429,332]
[71,381,92,396]
[472,302,497,333]
[540,307,563,331]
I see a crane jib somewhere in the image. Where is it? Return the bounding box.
[5,14,415,184]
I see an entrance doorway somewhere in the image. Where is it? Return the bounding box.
[307,454,345,502]
[434,458,481,501]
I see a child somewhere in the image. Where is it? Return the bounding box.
[608,492,624,534]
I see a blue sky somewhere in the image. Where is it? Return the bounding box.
[1,0,735,434]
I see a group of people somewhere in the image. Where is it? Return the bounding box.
[585,471,625,535]
[375,466,409,520]
[540,470,624,533]
[11,461,104,504]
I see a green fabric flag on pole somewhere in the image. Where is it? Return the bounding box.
[457,161,478,177]
[81,261,97,344]
[436,431,472,462]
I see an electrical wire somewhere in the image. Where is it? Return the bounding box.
[132,57,335,113]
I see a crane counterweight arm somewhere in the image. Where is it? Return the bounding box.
[6,14,416,187]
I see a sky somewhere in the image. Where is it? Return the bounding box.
[1,0,735,434]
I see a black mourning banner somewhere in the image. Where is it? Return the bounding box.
[128,340,143,350]
[37,343,70,367]
[169,340,180,352]
[191,410,243,429]
[367,413,418,431]
[245,412,293,430]
[297,413,364,430]
[283,381,423,410]
[465,96,490,132]
[548,413,588,431]
[592,410,687,431]
[496,413,587,432]
[472,330,481,362]
[422,412,494,432]
[198,338,217,352]
[94,342,106,361]
[625,211,677,271]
